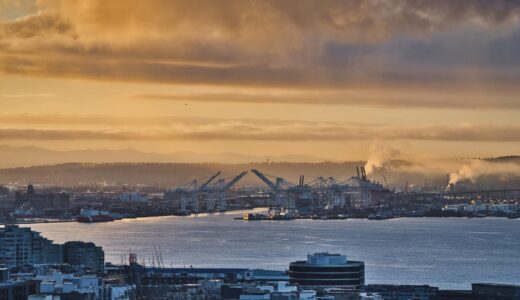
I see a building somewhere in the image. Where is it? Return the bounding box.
[472,283,520,300]
[0,268,39,300]
[118,192,147,203]
[365,284,439,300]
[289,253,364,289]
[344,170,388,209]
[0,225,62,268]
[63,242,105,273]
[15,185,70,211]
[35,272,100,300]
[28,296,60,300]
[100,284,134,300]
[0,280,39,300]
[238,269,289,282]
[237,282,303,300]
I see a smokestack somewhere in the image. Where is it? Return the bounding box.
[356,167,360,178]
[361,166,367,181]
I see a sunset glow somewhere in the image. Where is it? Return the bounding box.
[1,0,520,162]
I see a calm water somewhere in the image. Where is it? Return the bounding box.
[25,212,520,289]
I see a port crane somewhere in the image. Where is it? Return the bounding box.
[208,171,248,211]
[177,171,221,213]
[285,176,348,210]
[250,169,295,213]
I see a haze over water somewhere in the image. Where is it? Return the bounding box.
[26,212,520,290]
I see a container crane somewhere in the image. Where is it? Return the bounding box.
[307,176,347,210]
[192,171,221,213]
[213,171,248,211]
[176,171,221,213]
[250,169,294,213]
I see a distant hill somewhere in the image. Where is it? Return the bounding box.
[0,148,517,189]
[0,145,333,168]
[0,162,366,187]
[487,156,520,164]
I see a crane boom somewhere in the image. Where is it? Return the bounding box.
[198,171,221,192]
[223,171,248,191]
[251,169,278,191]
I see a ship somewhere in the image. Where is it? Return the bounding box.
[76,208,115,223]
[10,208,36,218]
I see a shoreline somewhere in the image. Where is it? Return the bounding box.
[6,209,518,226]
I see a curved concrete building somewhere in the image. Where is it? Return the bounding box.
[289,253,364,289]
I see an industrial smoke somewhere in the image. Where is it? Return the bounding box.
[448,159,520,187]
[364,143,402,175]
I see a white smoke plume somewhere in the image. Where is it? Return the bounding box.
[448,159,520,186]
[364,143,402,175]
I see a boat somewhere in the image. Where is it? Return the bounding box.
[10,208,36,218]
[368,212,387,220]
[76,208,115,223]
[507,214,520,219]
[242,213,268,221]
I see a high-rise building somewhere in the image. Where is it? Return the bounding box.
[0,225,62,268]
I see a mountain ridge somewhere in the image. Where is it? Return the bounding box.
[0,144,335,168]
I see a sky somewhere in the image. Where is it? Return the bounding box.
[1,0,520,162]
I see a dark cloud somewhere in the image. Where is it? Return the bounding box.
[0,12,73,39]
[1,0,520,103]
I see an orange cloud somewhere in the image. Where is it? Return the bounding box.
[0,0,519,92]
[134,88,520,109]
[1,122,520,142]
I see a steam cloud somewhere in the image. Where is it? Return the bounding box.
[448,159,520,186]
[364,143,402,175]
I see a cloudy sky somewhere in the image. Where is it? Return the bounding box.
[1,0,520,162]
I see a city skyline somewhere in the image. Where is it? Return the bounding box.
[1,1,520,162]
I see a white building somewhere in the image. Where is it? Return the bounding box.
[240,281,305,300]
[28,296,60,300]
[360,293,384,300]
[102,284,134,300]
[36,272,100,299]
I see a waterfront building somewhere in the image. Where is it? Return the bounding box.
[63,241,105,273]
[118,192,147,203]
[365,284,439,300]
[472,283,520,300]
[15,185,70,211]
[144,267,248,283]
[289,253,364,289]
[344,176,387,209]
[0,225,62,268]
[238,269,289,282]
